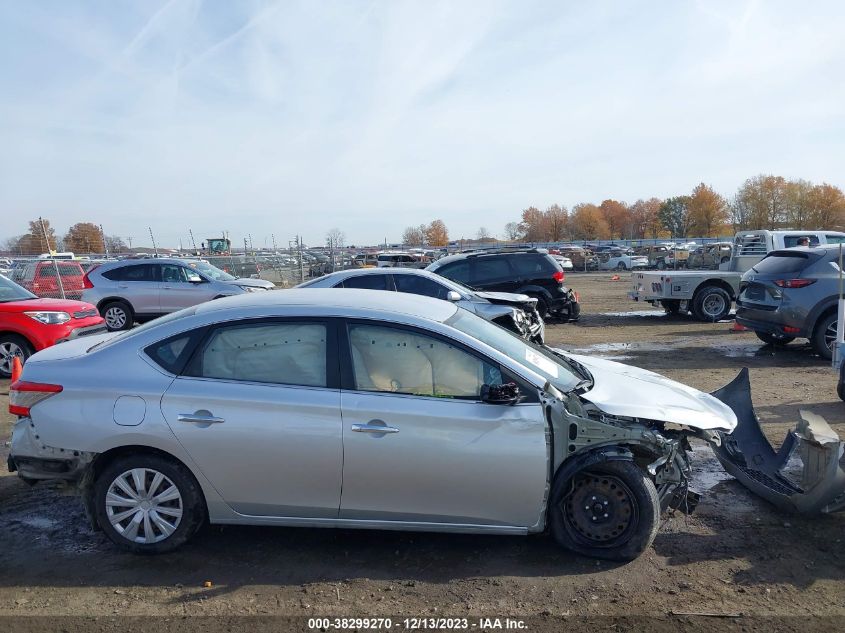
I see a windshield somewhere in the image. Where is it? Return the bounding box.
[0,274,37,302]
[446,309,581,392]
[185,260,237,281]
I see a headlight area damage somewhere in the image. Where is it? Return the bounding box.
[710,368,845,515]
[544,388,715,518]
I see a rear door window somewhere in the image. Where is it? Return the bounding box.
[394,274,450,300]
[122,264,158,282]
[342,274,390,290]
[511,255,556,276]
[472,257,511,283]
[102,267,124,281]
[437,260,471,283]
[825,235,845,244]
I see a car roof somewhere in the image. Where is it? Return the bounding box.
[193,288,459,322]
[95,257,194,269]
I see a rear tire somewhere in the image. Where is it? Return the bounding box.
[101,300,133,331]
[755,331,795,346]
[94,454,205,554]
[812,312,837,360]
[549,460,659,561]
[530,295,550,319]
[0,334,33,378]
[616,262,627,271]
[691,286,731,322]
[656,260,666,270]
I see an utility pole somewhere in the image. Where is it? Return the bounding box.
[100,224,109,258]
[127,236,133,251]
[39,216,65,299]
[189,229,198,254]
[148,227,158,257]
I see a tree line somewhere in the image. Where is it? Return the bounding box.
[2,220,127,255]
[510,175,845,242]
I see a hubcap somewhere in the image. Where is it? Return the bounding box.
[104,306,127,330]
[702,293,726,318]
[563,473,636,544]
[106,468,183,544]
[0,341,25,375]
[825,320,838,352]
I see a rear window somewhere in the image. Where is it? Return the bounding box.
[752,252,817,275]
[38,263,83,277]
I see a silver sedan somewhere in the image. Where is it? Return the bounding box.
[8,290,737,560]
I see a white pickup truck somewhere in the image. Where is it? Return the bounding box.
[628,230,845,321]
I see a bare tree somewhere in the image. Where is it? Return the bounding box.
[326,227,345,249]
[476,226,492,241]
[503,222,521,241]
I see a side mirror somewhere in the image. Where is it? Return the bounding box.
[187,273,203,283]
[446,290,462,302]
[480,382,521,405]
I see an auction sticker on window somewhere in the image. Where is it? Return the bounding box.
[525,348,558,377]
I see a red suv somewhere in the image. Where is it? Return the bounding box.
[19,260,86,300]
[0,274,106,377]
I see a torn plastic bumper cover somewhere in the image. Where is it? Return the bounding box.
[710,368,845,514]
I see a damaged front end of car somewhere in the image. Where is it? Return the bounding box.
[543,385,715,517]
[710,367,845,514]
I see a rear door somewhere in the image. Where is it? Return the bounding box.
[159,318,343,517]
[470,256,515,292]
[117,263,162,315]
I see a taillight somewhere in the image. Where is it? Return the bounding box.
[774,279,816,288]
[9,381,63,416]
[82,272,94,289]
[553,271,565,283]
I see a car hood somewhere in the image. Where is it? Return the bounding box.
[473,291,537,307]
[0,297,97,314]
[563,352,738,432]
[220,277,275,289]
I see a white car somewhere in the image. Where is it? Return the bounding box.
[552,255,574,270]
[598,253,649,271]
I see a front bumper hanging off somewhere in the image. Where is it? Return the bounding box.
[710,368,845,514]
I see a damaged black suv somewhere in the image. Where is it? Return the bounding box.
[426,248,581,320]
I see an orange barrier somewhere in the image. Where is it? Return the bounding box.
[11,356,22,382]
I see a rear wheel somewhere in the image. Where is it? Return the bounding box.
[549,460,659,561]
[755,331,795,346]
[812,312,837,360]
[692,286,731,322]
[101,300,133,331]
[616,262,627,271]
[0,334,33,378]
[530,295,550,319]
[94,454,205,554]
[656,260,666,270]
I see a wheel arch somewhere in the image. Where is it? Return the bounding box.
[97,296,135,313]
[82,444,209,530]
[693,279,736,301]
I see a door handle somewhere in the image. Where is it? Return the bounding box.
[351,423,399,434]
[178,413,225,424]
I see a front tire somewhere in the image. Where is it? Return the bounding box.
[94,454,205,554]
[755,331,795,346]
[616,262,627,271]
[549,460,660,561]
[101,300,134,331]
[0,334,33,378]
[812,312,837,360]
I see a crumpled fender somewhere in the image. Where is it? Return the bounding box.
[710,368,845,514]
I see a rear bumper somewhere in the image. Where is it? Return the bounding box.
[8,418,94,482]
[735,308,808,338]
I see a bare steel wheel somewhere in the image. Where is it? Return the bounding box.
[94,454,205,553]
[549,459,659,560]
[563,473,636,545]
[105,468,184,544]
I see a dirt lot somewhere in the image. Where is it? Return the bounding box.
[1,273,844,627]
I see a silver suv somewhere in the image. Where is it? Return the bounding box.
[82,258,274,330]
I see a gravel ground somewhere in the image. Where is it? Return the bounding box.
[1,273,843,628]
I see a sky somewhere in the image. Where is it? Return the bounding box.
[1,0,844,249]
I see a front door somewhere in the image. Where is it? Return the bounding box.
[159,263,217,312]
[160,319,343,517]
[339,322,547,527]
